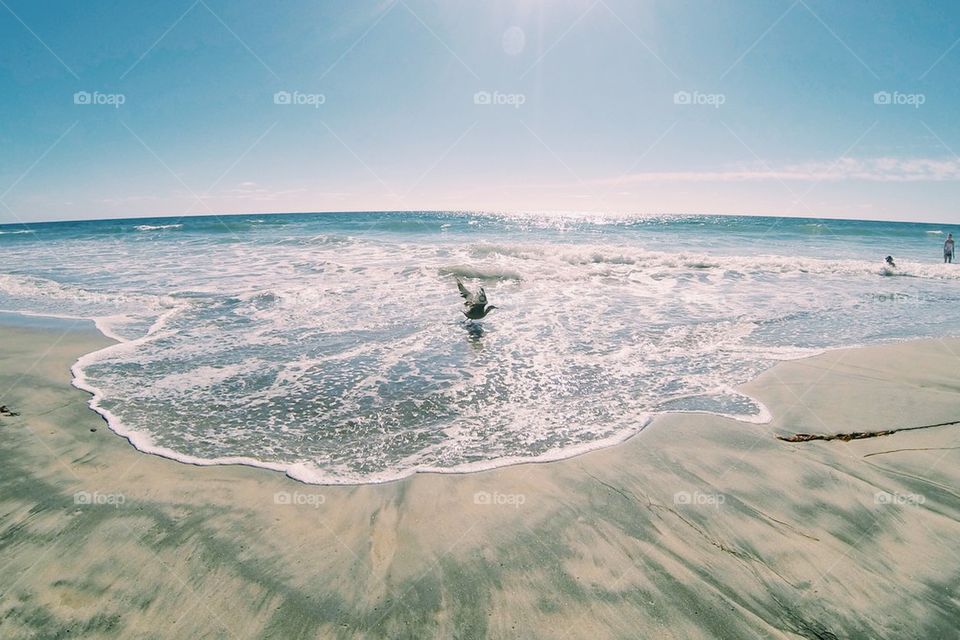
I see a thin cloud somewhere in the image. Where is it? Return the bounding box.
[598,157,960,185]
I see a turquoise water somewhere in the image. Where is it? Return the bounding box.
[1,212,959,483]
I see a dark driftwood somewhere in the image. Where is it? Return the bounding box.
[777,420,960,443]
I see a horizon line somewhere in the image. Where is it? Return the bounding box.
[0,209,954,228]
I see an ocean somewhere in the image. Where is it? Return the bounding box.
[1,211,958,484]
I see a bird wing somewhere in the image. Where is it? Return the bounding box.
[456,278,472,301]
[456,278,490,308]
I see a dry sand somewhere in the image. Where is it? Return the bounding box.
[0,315,958,639]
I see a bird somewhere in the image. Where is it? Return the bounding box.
[456,278,498,320]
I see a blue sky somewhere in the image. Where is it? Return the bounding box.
[2,0,960,223]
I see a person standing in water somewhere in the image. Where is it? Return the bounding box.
[946,233,955,264]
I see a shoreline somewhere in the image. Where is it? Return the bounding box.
[7,307,952,487]
[18,311,960,486]
[2,315,960,638]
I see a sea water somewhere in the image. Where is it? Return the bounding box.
[1,211,959,483]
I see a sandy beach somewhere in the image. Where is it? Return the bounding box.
[6,0,960,636]
[0,315,956,639]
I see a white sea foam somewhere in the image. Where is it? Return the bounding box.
[135,223,183,231]
[468,241,960,280]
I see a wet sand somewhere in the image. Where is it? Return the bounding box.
[0,316,958,639]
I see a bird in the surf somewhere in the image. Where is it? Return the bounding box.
[456,278,498,320]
